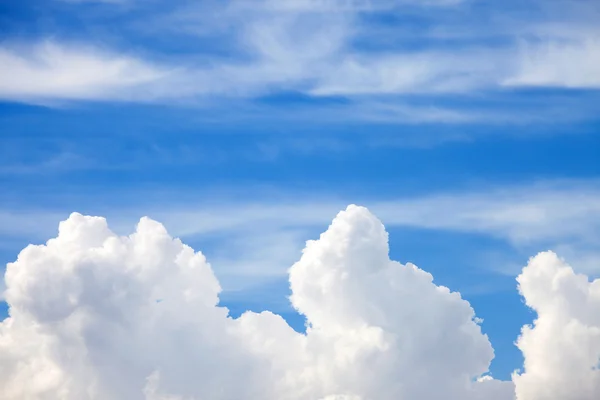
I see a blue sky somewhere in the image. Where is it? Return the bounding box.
[1,0,600,383]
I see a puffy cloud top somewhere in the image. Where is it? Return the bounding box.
[514,252,600,400]
[1,206,599,399]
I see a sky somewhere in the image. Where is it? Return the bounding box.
[1,0,600,399]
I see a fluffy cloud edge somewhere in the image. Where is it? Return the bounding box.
[1,206,599,399]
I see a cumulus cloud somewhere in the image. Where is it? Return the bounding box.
[0,206,599,399]
[514,251,600,399]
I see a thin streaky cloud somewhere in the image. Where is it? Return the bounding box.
[2,0,600,106]
[2,181,600,298]
[2,179,600,261]
[0,41,171,103]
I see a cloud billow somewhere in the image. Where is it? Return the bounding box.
[1,206,598,399]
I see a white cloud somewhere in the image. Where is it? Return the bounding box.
[2,206,600,398]
[0,41,169,103]
[137,180,600,256]
[514,251,600,399]
[119,180,600,282]
[3,0,600,105]
[504,38,600,89]
[1,206,514,399]
[3,180,600,291]
[374,183,600,246]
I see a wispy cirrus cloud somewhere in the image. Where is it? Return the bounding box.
[2,179,600,292]
[0,41,170,104]
[504,38,600,89]
[1,0,600,108]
